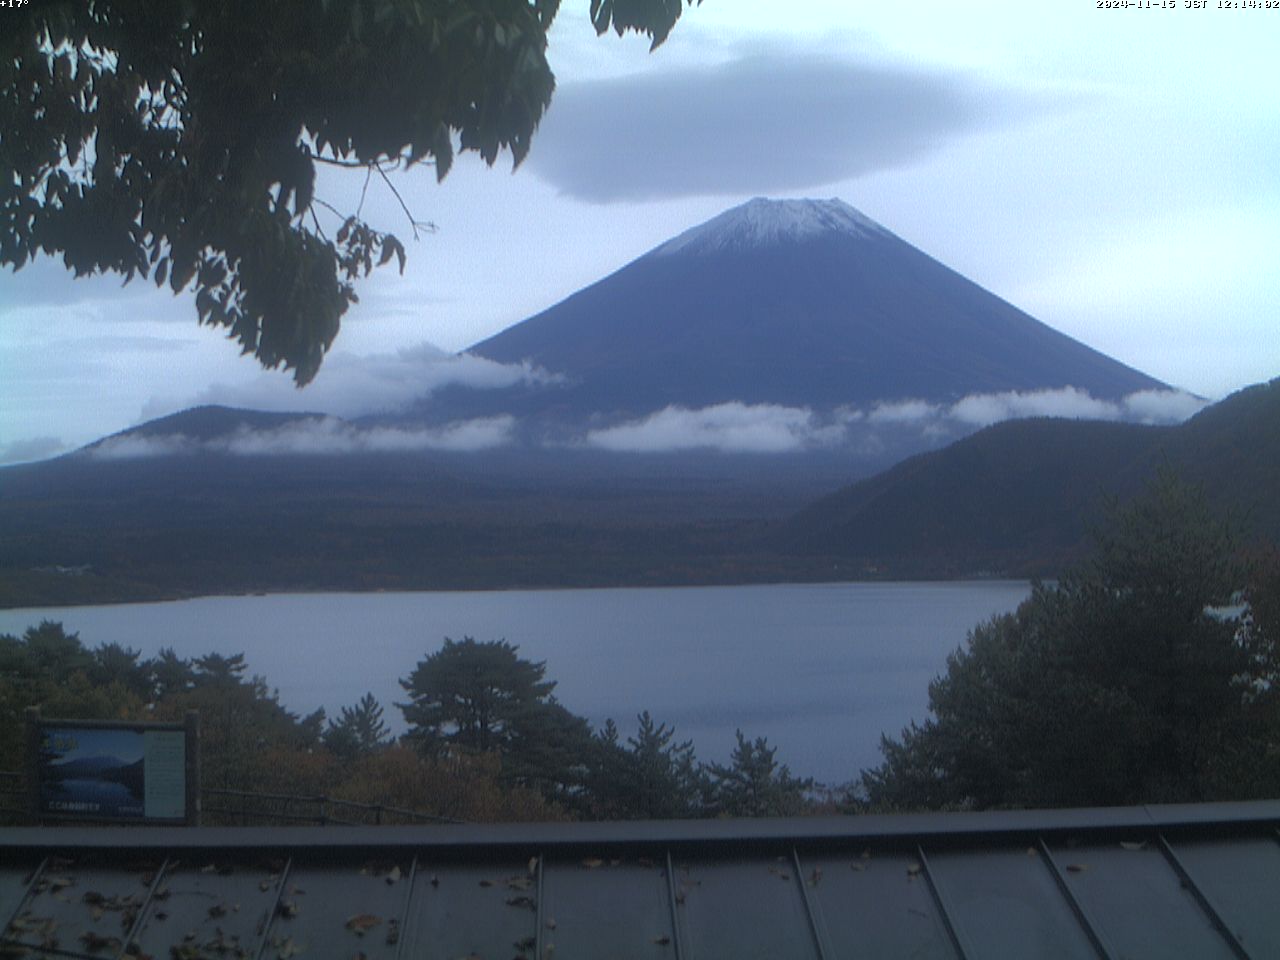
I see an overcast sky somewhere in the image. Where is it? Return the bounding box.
[2,1,1277,463]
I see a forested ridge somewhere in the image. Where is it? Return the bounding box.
[3,380,1276,608]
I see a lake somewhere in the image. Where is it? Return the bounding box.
[0,582,1031,784]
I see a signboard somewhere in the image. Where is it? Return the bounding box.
[26,710,199,825]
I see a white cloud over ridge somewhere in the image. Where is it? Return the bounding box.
[89,387,1208,460]
[585,402,853,454]
[583,388,1206,454]
[90,416,516,460]
[169,344,560,421]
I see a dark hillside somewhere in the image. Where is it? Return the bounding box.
[786,378,1280,576]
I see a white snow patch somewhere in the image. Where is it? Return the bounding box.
[651,197,888,257]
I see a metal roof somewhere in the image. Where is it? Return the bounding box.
[2,800,1278,959]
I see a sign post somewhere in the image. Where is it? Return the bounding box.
[25,708,200,825]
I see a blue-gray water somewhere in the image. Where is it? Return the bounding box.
[0,582,1030,783]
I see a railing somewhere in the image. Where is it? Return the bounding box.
[0,772,464,826]
[201,788,465,826]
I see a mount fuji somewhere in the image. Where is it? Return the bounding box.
[413,196,1167,435]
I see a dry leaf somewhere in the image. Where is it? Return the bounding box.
[1120,841,1147,852]
[345,914,382,935]
[906,863,922,877]
[528,857,539,876]
[386,866,402,884]
[581,858,604,869]
[652,936,671,946]
[1066,864,1089,873]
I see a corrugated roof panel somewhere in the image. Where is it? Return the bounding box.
[5,855,161,957]
[540,855,675,959]
[1167,837,1280,958]
[127,858,284,960]
[1047,840,1238,960]
[397,859,541,960]
[925,847,1101,959]
[258,856,412,960]
[672,856,821,960]
[802,849,959,960]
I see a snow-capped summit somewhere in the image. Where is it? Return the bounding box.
[651,197,888,257]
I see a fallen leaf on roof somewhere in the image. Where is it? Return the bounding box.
[1120,841,1147,852]
[906,863,922,878]
[345,914,382,935]
[386,866,402,884]
[652,936,671,946]
[1066,864,1089,873]
[79,930,122,952]
[581,858,604,869]
[273,935,305,958]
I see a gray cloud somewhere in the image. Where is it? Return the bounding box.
[528,53,1050,203]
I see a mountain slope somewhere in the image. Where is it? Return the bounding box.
[465,198,1164,419]
[787,378,1280,575]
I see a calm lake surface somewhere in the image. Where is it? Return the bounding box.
[0,582,1031,783]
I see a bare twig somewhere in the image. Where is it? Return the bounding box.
[376,164,435,240]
